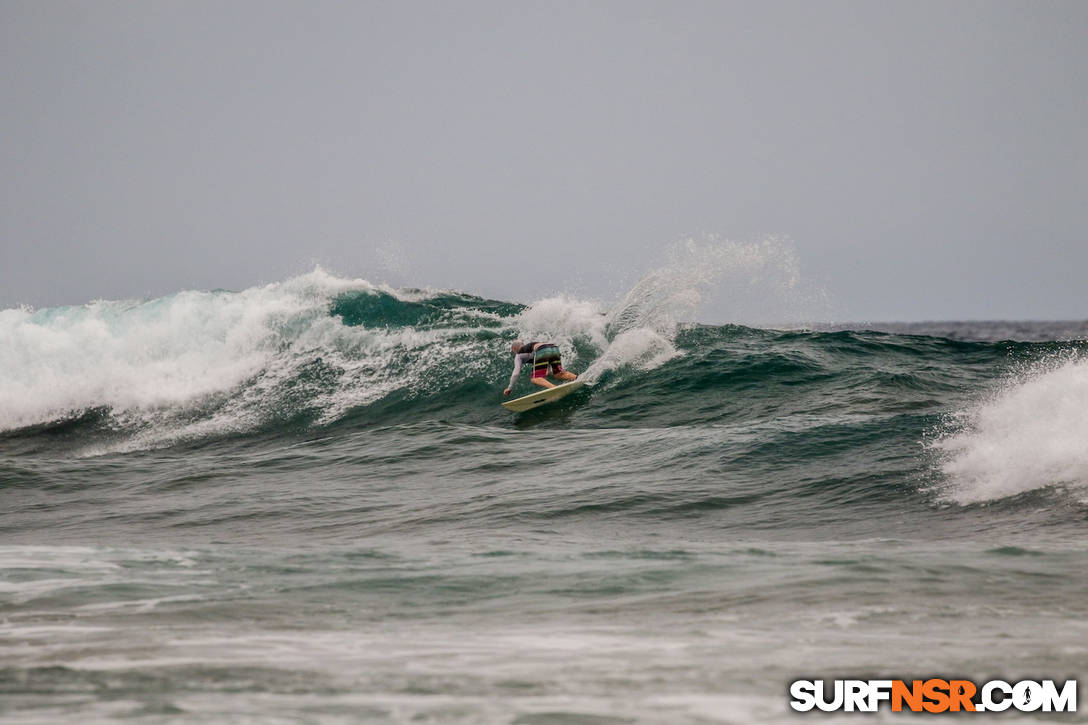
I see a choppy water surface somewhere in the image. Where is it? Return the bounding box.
[2,263,1087,723]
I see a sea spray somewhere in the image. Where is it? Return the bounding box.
[933,353,1088,503]
[514,237,825,382]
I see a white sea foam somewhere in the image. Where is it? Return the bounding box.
[0,269,359,431]
[0,545,206,607]
[0,269,473,442]
[934,356,1088,504]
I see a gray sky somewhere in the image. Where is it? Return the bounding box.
[2,0,1085,321]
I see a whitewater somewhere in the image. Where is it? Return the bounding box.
[2,244,1088,723]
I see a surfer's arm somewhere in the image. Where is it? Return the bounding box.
[505,355,524,394]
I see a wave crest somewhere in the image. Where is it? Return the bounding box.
[934,355,1088,503]
[0,238,825,451]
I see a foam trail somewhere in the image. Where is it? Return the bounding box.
[935,357,1088,503]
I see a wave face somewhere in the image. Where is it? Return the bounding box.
[2,265,1088,510]
[3,253,1088,724]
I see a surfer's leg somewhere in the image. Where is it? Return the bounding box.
[531,359,555,388]
[551,360,577,381]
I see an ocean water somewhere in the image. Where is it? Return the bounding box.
[2,260,1088,723]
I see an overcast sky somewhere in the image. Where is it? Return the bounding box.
[2,0,1085,321]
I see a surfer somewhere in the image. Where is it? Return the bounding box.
[503,341,577,396]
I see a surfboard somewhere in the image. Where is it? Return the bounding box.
[501,380,586,413]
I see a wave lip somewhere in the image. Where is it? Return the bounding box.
[934,356,1088,504]
[0,269,392,435]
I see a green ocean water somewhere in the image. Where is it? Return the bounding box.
[2,269,1088,723]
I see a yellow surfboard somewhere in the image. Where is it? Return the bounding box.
[501,380,585,413]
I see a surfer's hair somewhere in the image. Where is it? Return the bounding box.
[511,341,523,354]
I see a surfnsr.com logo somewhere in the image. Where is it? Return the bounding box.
[789,679,1078,713]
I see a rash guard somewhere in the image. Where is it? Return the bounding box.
[508,352,535,391]
[508,341,543,390]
